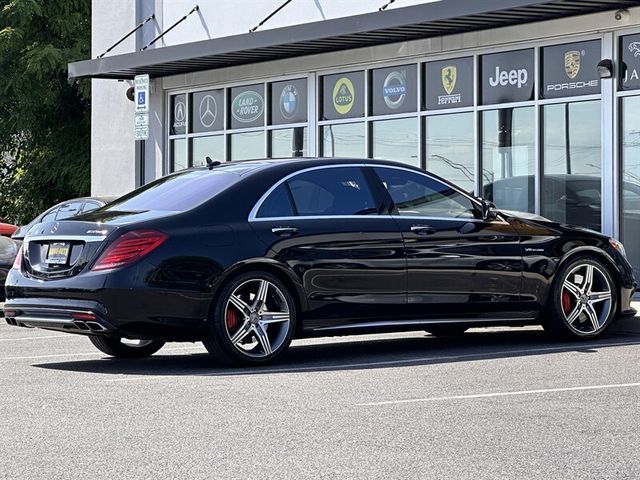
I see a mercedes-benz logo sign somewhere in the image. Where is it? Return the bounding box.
[174,101,186,123]
[199,94,218,128]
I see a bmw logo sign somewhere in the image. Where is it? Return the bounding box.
[280,84,298,120]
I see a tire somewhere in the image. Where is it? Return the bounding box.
[88,335,165,358]
[543,256,617,340]
[425,326,468,336]
[203,271,296,366]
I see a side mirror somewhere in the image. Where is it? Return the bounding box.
[481,199,499,220]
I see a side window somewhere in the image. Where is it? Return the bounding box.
[256,184,295,218]
[287,167,377,216]
[374,167,476,219]
[55,202,83,220]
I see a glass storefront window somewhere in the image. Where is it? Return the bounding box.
[270,127,308,157]
[321,122,365,158]
[171,138,187,171]
[621,96,640,280]
[191,135,224,167]
[542,100,601,230]
[425,112,474,193]
[371,117,418,167]
[481,107,535,212]
[230,131,265,161]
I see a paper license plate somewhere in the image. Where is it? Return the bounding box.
[46,242,70,265]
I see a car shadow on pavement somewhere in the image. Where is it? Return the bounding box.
[33,322,640,378]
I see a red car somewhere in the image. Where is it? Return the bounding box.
[0,222,17,237]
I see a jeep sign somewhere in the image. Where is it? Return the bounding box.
[481,49,534,105]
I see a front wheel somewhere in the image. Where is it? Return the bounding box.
[203,272,296,366]
[88,336,165,358]
[543,257,617,339]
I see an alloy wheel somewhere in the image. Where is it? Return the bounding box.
[560,263,612,335]
[224,278,291,358]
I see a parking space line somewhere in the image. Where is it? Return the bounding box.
[0,345,204,361]
[358,382,640,406]
[0,335,72,342]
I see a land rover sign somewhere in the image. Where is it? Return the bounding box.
[229,85,265,129]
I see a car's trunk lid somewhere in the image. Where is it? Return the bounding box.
[21,210,173,279]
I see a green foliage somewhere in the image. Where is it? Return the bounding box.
[0,0,90,224]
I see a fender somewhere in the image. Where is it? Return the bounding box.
[543,245,622,310]
[213,257,309,313]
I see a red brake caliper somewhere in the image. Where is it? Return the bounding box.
[226,308,239,330]
[562,289,572,315]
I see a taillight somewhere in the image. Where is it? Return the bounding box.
[12,247,22,270]
[91,229,168,271]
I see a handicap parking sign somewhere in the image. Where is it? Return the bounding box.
[134,74,150,113]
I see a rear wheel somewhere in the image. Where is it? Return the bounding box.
[543,257,617,339]
[203,272,296,366]
[88,336,165,358]
[425,326,468,336]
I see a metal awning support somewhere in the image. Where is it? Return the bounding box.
[97,13,155,58]
[141,5,199,51]
[249,0,294,32]
[379,0,397,11]
[69,0,640,81]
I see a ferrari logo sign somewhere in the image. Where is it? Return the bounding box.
[442,66,457,95]
[564,50,581,79]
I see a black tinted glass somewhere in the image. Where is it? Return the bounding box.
[104,167,256,212]
[374,167,476,219]
[82,201,101,213]
[287,167,376,216]
[40,209,58,223]
[56,202,83,220]
[257,184,295,218]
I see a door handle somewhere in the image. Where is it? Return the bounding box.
[271,226,298,236]
[410,224,435,235]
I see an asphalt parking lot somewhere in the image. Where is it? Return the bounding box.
[1,310,640,480]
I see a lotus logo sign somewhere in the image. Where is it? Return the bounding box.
[232,91,264,123]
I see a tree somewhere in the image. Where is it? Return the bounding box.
[0,0,91,224]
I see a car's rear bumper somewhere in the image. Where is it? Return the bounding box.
[4,265,213,341]
[4,298,116,334]
[4,295,209,341]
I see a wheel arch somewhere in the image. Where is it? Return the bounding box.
[209,259,308,333]
[552,246,622,315]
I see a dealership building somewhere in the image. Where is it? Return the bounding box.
[71,0,640,278]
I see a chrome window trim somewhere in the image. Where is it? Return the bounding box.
[251,215,492,223]
[25,235,107,243]
[248,162,509,223]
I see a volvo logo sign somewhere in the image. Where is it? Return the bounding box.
[382,70,407,110]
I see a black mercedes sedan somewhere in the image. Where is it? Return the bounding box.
[4,158,636,365]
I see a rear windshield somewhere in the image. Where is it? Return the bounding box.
[103,167,253,212]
